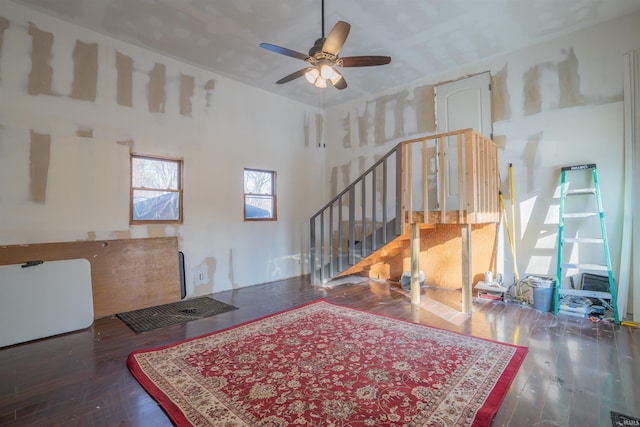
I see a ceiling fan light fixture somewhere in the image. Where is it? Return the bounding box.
[314,77,327,88]
[305,67,320,84]
[329,72,342,85]
[320,63,336,80]
[259,0,389,91]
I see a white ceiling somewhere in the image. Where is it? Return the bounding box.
[10,0,640,108]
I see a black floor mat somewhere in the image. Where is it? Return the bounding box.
[116,297,238,333]
[611,411,640,427]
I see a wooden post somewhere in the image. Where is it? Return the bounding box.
[438,136,446,223]
[465,131,478,224]
[461,223,472,314]
[422,139,428,224]
[397,145,405,236]
[457,133,464,222]
[410,223,421,305]
[407,143,413,224]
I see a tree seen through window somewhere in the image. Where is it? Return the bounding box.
[244,169,277,220]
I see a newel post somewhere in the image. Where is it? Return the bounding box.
[461,223,472,314]
[410,223,421,305]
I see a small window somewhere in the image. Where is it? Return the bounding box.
[244,168,277,221]
[130,154,183,224]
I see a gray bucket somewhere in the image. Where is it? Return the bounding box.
[532,286,554,312]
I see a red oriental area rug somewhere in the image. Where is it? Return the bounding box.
[128,299,527,426]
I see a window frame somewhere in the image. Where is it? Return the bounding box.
[243,168,277,221]
[130,153,184,225]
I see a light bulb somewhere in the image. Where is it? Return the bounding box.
[305,68,319,84]
[320,64,335,80]
[314,78,327,88]
[329,73,342,85]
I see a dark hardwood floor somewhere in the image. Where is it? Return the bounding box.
[1,276,638,426]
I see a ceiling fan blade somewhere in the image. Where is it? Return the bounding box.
[322,21,350,56]
[341,56,392,67]
[276,68,312,84]
[260,43,310,61]
[330,69,347,90]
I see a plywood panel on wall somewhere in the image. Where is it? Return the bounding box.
[0,237,181,318]
[386,223,497,290]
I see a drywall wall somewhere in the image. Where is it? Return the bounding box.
[0,2,325,296]
[325,12,640,311]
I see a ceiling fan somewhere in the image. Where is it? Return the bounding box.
[259,0,391,90]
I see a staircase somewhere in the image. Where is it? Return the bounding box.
[310,129,500,285]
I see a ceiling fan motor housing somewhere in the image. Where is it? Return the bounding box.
[309,38,326,57]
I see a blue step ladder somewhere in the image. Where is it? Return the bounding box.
[554,164,619,324]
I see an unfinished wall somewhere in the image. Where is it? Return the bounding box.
[325,12,640,303]
[0,3,325,297]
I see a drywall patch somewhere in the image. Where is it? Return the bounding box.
[558,48,587,109]
[315,113,323,147]
[341,163,350,199]
[71,40,98,101]
[195,256,217,295]
[522,132,542,193]
[228,250,238,290]
[374,92,407,144]
[357,105,370,147]
[110,230,132,240]
[86,231,96,241]
[355,87,430,146]
[492,135,507,150]
[330,166,338,198]
[147,225,168,238]
[0,17,9,80]
[147,62,166,113]
[179,73,194,116]
[491,66,511,121]
[204,79,215,108]
[29,130,51,204]
[358,156,367,176]
[413,85,436,134]
[115,51,133,107]
[76,127,93,138]
[521,49,621,117]
[116,139,134,150]
[523,65,542,116]
[304,114,312,147]
[28,23,56,96]
[341,112,351,148]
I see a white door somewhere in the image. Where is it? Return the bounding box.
[435,72,492,208]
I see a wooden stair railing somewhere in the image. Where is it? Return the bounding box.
[310,129,499,285]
